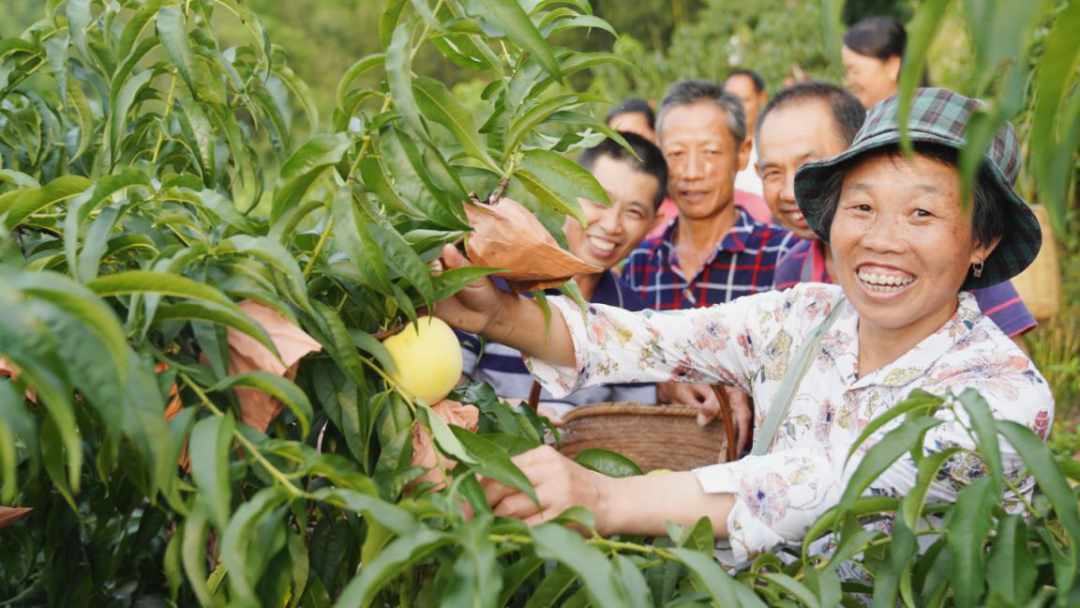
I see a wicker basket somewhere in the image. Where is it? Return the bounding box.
[557,402,730,472]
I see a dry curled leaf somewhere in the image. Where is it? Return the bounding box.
[464,198,601,293]
[410,399,480,489]
[223,300,322,432]
[0,506,31,530]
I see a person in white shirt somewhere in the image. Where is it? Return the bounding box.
[723,68,769,196]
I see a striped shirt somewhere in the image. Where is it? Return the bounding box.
[774,239,1037,337]
[623,208,801,310]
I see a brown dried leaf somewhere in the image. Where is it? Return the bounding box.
[225,300,322,432]
[0,506,31,530]
[464,198,601,293]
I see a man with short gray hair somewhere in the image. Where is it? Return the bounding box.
[623,79,800,447]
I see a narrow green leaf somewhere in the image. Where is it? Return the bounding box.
[213,372,312,436]
[0,380,36,503]
[151,301,279,357]
[190,414,236,530]
[220,485,292,606]
[946,477,994,608]
[271,134,351,222]
[379,0,409,48]
[157,7,199,96]
[386,23,427,139]
[108,69,155,163]
[312,487,419,535]
[896,0,951,153]
[336,53,385,108]
[413,75,502,174]
[899,446,960,528]
[530,524,628,608]
[333,529,452,608]
[66,0,93,66]
[451,425,538,504]
[524,564,578,608]
[669,547,761,608]
[573,448,642,478]
[0,175,92,230]
[181,506,215,606]
[330,188,394,295]
[844,391,943,467]
[366,221,435,303]
[469,0,562,81]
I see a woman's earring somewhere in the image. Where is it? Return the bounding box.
[972,261,984,278]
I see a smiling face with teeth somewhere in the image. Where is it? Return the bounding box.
[564,156,663,272]
[829,151,999,341]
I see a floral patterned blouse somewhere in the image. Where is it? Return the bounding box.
[526,284,1053,566]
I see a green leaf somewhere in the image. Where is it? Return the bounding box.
[835,416,943,525]
[413,75,502,174]
[330,188,394,295]
[611,555,652,608]
[524,564,577,608]
[366,221,435,304]
[998,420,1080,587]
[190,414,236,530]
[956,389,1003,487]
[271,133,351,222]
[151,301,279,358]
[468,0,562,81]
[312,487,419,535]
[844,390,943,467]
[761,573,820,608]
[336,53,385,109]
[333,528,452,608]
[451,425,538,504]
[40,415,77,510]
[379,0,409,48]
[220,485,292,606]
[946,476,995,608]
[90,270,228,306]
[573,448,642,478]
[0,175,92,230]
[386,23,427,140]
[65,0,93,66]
[530,524,627,608]
[357,155,424,218]
[0,380,36,503]
[432,266,504,300]
[4,271,130,384]
[108,69,155,163]
[506,93,605,152]
[213,372,312,436]
[899,446,960,529]
[157,6,199,97]
[66,79,96,162]
[416,403,477,465]
[181,506,215,606]
[986,514,1037,604]
[514,149,608,225]
[668,548,755,608]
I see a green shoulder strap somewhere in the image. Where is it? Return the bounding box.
[750,298,846,457]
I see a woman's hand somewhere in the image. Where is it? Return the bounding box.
[481,445,613,533]
[657,382,753,455]
[481,445,735,538]
[433,244,507,334]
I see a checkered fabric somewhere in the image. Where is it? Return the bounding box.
[622,208,801,310]
[793,87,1042,290]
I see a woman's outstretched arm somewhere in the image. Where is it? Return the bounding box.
[434,244,576,367]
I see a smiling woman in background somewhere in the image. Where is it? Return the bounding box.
[842,16,929,108]
[436,88,1052,567]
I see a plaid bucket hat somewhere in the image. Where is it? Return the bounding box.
[793,87,1042,290]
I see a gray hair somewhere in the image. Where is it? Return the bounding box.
[656,79,747,145]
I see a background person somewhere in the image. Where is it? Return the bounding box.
[842,16,928,108]
[458,134,665,421]
[606,98,657,143]
[622,79,797,448]
[723,68,769,196]
[436,88,1051,570]
[755,81,1037,340]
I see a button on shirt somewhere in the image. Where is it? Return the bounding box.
[459,272,656,414]
[623,208,801,310]
[774,239,1037,337]
[525,284,1052,566]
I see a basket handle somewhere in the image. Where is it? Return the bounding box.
[711,386,740,463]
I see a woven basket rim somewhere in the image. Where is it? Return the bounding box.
[561,402,699,423]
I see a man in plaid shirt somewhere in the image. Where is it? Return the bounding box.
[626,79,803,308]
[623,80,801,311]
[621,80,800,449]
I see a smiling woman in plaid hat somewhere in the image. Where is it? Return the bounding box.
[433,88,1053,568]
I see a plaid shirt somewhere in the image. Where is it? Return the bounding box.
[622,208,801,310]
